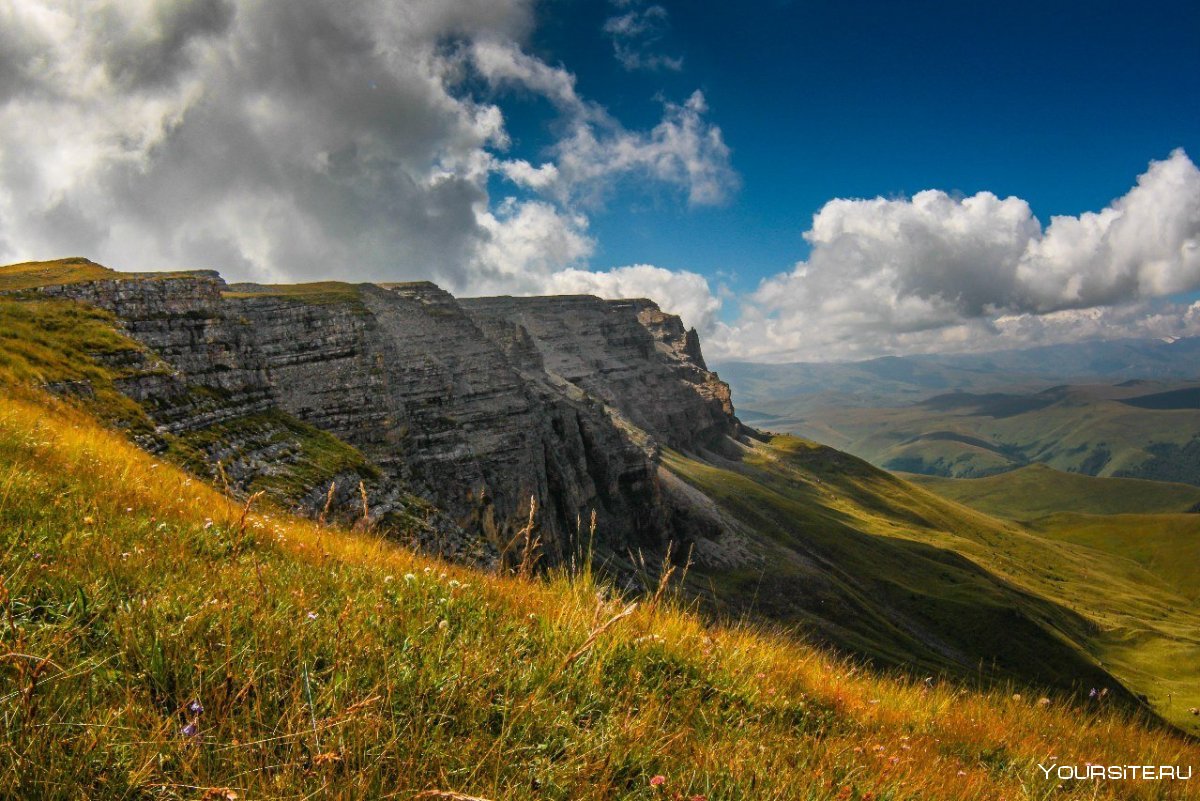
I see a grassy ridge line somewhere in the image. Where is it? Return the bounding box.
[2,392,1197,799]
[904,465,1200,519]
[221,281,365,306]
[0,257,205,292]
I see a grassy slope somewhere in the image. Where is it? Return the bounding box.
[905,464,1200,519]
[1029,514,1200,604]
[0,295,379,515]
[908,464,1200,606]
[4,393,1200,800]
[667,438,1200,735]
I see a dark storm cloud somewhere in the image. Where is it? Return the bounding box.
[102,0,235,89]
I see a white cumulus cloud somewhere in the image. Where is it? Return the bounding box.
[718,149,1200,361]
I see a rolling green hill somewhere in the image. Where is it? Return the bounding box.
[668,440,1200,735]
[746,384,1200,484]
[1031,513,1200,604]
[908,465,1200,605]
[906,463,1200,519]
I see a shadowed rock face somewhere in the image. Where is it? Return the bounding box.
[28,263,743,565]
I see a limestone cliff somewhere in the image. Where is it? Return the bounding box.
[17,258,744,568]
[460,295,741,450]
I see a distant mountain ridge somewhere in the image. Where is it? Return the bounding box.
[715,336,1200,412]
[714,338,1200,486]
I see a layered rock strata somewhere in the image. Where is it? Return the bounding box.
[23,260,744,566]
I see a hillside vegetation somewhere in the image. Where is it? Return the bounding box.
[909,466,1200,605]
[0,257,200,292]
[4,387,1200,799]
[667,439,1200,736]
[744,384,1200,484]
[906,464,1200,519]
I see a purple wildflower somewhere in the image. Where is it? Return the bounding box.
[181,722,198,737]
[188,700,204,715]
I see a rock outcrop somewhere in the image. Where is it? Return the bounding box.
[461,295,741,451]
[20,259,745,567]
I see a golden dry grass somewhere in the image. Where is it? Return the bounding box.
[1,388,1197,799]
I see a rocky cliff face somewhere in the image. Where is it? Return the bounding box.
[461,295,740,450]
[22,259,744,567]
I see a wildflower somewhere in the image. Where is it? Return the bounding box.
[649,775,666,787]
[957,770,967,777]
[307,611,318,621]
[1037,697,1051,706]
[437,619,449,631]
[1088,687,1098,698]
[200,790,237,801]
[83,516,95,525]
[384,575,395,583]
[181,722,198,737]
[1012,693,1021,701]
[188,700,204,715]
[404,573,416,583]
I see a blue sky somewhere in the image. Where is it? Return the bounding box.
[514,0,1200,302]
[3,0,1199,360]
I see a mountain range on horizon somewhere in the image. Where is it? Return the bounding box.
[715,335,1200,409]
